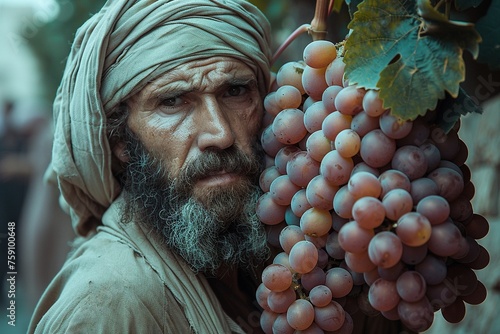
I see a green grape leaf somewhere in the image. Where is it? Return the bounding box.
[434,88,483,133]
[475,0,500,70]
[343,0,482,121]
[454,0,484,11]
[345,0,365,18]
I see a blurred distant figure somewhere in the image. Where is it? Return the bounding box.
[19,121,74,313]
[0,99,36,305]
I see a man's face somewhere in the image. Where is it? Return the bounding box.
[117,57,269,274]
[126,56,264,200]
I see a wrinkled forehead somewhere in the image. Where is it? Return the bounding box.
[100,0,272,113]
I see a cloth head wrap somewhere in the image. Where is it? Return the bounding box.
[49,0,272,236]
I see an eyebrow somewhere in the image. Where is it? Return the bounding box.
[147,75,257,99]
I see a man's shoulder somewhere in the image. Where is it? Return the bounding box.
[28,231,190,334]
[63,231,163,289]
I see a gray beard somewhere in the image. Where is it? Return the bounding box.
[119,127,270,276]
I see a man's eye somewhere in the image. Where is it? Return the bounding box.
[159,97,179,107]
[226,85,246,97]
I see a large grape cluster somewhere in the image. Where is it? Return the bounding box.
[256,40,490,333]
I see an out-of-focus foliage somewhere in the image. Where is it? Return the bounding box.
[28,0,106,102]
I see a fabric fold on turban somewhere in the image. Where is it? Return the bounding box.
[49,0,272,236]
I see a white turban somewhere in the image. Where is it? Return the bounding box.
[49,0,272,236]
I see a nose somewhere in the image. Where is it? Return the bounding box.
[197,96,235,151]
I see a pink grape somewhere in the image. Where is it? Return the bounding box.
[306,130,331,162]
[274,145,301,174]
[300,207,332,237]
[379,110,413,139]
[305,175,338,211]
[362,89,386,117]
[322,85,343,112]
[314,301,346,331]
[260,309,278,334]
[334,84,365,116]
[427,220,462,257]
[419,141,441,172]
[360,129,396,168]
[382,188,413,221]
[415,254,447,285]
[264,91,281,117]
[348,171,382,198]
[333,185,356,219]
[397,116,431,147]
[275,84,303,110]
[286,299,315,330]
[325,267,353,298]
[368,278,400,311]
[259,166,281,193]
[396,270,427,302]
[397,297,434,332]
[322,111,352,141]
[338,220,374,254]
[303,40,337,68]
[308,284,332,307]
[256,282,271,311]
[288,240,318,274]
[427,166,464,202]
[269,174,301,206]
[261,264,293,292]
[273,252,291,271]
[325,231,345,260]
[301,266,326,292]
[416,195,450,225]
[272,313,294,334]
[334,129,361,158]
[351,196,385,229]
[391,145,428,180]
[320,150,354,186]
[290,189,312,217]
[267,286,296,313]
[409,177,439,204]
[396,212,432,247]
[272,108,307,145]
[261,124,286,157]
[401,243,428,265]
[302,65,328,100]
[286,151,320,187]
[325,56,345,86]
[304,101,331,133]
[368,231,403,269]
[256,192,286,225]
[351,162,380,177]
[431,127,461,161]
[344,250,377,273]
[276,61,305,94]
[279,225,305,254]
[350,110,380,137]
[378,261,407,281]
[378,169,411,199]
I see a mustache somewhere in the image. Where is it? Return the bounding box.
[176,146,263,187]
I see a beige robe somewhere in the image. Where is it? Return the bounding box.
[28,195,246,333]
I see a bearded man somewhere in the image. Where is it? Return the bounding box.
[28,1,272,333]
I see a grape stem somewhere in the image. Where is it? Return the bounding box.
[310,0,329,41]
[270,0,330,65]
[271,23,310,65]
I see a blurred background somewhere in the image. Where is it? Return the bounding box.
[0,0,498,333]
